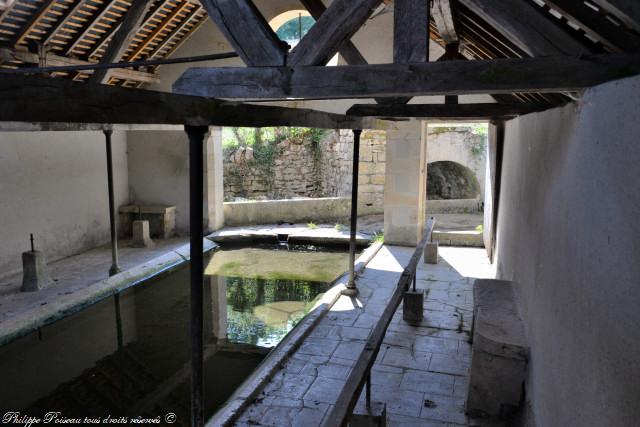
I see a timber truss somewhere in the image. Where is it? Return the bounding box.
[0,0,639,125]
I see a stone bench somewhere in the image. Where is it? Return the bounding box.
[118,205,176,239]
[466,279,528,419]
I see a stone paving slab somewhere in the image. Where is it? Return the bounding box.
[0,237,211,346]
[225,246,497,427]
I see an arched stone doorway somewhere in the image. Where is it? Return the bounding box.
[427,161,481,200]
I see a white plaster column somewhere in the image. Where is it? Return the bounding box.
[204,126,225,231]
[383,120,427,246]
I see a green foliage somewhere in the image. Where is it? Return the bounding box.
[307,222,318,230]
[334,223,345,232]
[475,224,484,232]
[373,231,384,243]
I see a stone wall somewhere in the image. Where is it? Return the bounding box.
[223,129,388,215]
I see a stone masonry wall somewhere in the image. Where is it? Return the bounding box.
[223,129,388,214]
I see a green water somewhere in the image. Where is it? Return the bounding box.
[207,246,352,347]
[206,246,351,283]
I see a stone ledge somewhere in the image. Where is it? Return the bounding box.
[0,239,217,347]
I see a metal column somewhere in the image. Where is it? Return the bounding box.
[185,125,207,427]
[345,129,362,296]
[103,129,121,277]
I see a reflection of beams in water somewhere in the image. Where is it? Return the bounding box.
[131,342,268,414]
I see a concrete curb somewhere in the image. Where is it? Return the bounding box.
[0,239,217,347]
[206,241,384,427]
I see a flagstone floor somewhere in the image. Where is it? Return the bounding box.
[234,245,498,427]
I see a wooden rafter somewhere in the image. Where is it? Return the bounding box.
[200,0,285,66]
[125,0,189,61]
[10,0,57,46]
[42,0,89,46]
[64,0,118,56]
[287,0,384,66]
[542,0,640,52]
[458,0,593,55]
[173,54,640,100]
[593,0,640,32]
[90,0,153,83]
[146,3,199,59]
[298,0,368,65]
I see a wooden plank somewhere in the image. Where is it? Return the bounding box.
[3,47,159,83]
[323,218,436,427]
[0,75,369,129]
[394,0,429,63]
[542,0,640,52]
[593,0,640,32]
[346,102,559,119]
[287,0,384,66]
[432,0,458,44]
[173,54,640,100]
[200,0,286,66]
[458,0,593,55]
[90,0,154,84]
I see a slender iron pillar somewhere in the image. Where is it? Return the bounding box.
[104,129,121,277]
[345,129,362,296]
[186,125,207,427]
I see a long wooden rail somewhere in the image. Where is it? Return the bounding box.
[323,217,436,426]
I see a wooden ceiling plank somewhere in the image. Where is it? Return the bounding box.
[200,0,286,66]
[173,54,640,100]
[287,0,384,66]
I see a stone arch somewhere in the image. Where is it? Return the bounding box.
[427,129,487,198]
[427,161,481,200]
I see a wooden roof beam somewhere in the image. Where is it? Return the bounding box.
[0,75,370,129]
[458,0,594,55]
[346,102,560,120]
[200,0,286,66]
[298,0,368,65]
[173,54,640,100]
[287,0,384,66]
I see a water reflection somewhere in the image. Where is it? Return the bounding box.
[223,277,329,347]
